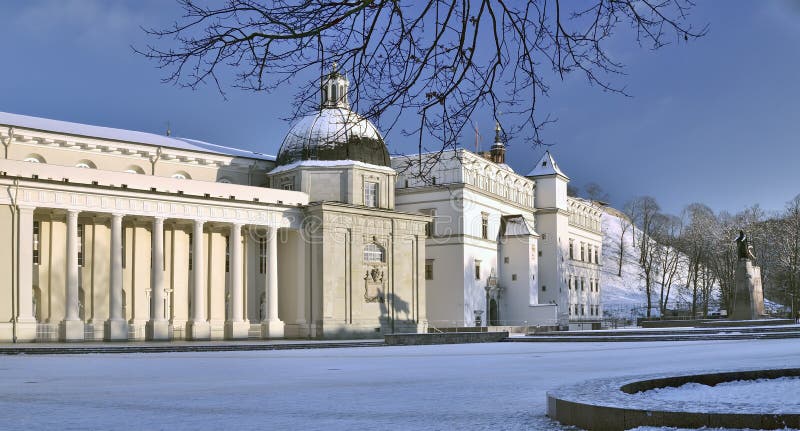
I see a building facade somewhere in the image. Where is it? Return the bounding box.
[0,67,602,343]
[0,68,428,343]
[394,133,603,329]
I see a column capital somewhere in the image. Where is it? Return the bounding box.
[17,205,36,213]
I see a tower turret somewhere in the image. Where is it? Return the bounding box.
[489,121,506,164]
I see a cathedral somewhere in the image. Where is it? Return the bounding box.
[0,68,602,342]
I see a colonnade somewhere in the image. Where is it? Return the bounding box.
[15,205,283,342]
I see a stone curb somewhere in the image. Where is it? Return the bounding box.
[547,367,800,430]
[0,340,384,355]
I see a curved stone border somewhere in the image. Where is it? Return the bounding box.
[546,368,800,430]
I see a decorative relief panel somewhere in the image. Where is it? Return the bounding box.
[363,265,386,303]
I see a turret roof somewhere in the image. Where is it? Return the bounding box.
[526,150,568,178]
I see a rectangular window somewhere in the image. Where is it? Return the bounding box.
[77,223,85,267]
[569,240,574,260]
[259,237,267,274]
[33,221,40,265]
[512,274,517,281]
[581,277,585,291]
[580,243,585,261]
[188,232,192,271]
[595,248,599,264]
[568,277,572,290]
[364,181,379,207]
[542,285,546,291]
[282,183,294,191]
[425,259,434,280]
[475,260,481,280]
[481,213,489,240]
[504,256,509,264]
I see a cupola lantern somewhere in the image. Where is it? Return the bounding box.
[320,62,350,109]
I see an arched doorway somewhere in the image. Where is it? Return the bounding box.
[489,298,499,326]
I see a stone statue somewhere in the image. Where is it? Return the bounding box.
[731,229,765,320]
[735,230,750,260]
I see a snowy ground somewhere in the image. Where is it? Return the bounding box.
[635,377,800,414]
[2,339,800,431]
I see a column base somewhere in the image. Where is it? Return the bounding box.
[146,320,171,341]
[14,319,37,342]
[261,320,285,339]
[186,320,210,341]
[104,319,128,341]
[60,320,85,342]
[225,321,250,340]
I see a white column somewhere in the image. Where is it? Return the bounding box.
[187,219,210,340]
[262,226,284,338]
[61,210,83,341]
[16,206,36,341]
[105,213,127,340]
[225,223,248,339]
[230,224,243,322]
[146,217,169,340]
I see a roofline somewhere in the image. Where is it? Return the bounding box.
[0,113,275,163]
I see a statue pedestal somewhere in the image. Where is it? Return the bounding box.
[730,259,765,320]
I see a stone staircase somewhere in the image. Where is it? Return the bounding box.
[507,324,800,342]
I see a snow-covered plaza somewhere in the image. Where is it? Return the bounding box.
[2,338,800,431]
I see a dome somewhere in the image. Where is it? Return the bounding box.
[276,107,389,166]
[275,65,390,167]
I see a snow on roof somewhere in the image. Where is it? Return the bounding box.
[526,150,568,178]
[498,163,515,173]
[268,159,396,175]
[0,111,275,161]
[500,215,539,237]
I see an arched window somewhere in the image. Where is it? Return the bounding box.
[363,243,384,263]
[172,172,191,180]
[124,166,144,174]
[75,160,96,169]
[23,154,45,163]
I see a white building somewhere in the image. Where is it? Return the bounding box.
[0,67,603,343]
[0,67,428,343]
[393,128,603,330]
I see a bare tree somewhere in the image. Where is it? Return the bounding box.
[137,0,706,173]
[610,207,632,277]
[625,195,661,317]
[583,182,610,203]
[652,213,683,315]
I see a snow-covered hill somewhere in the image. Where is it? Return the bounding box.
[600,207,690,319]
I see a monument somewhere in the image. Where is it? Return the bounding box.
[730,230,765,320]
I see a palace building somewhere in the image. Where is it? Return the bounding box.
[0,68,602,343]
[393,129,603,330]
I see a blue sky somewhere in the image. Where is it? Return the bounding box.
[1,1,798,216]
